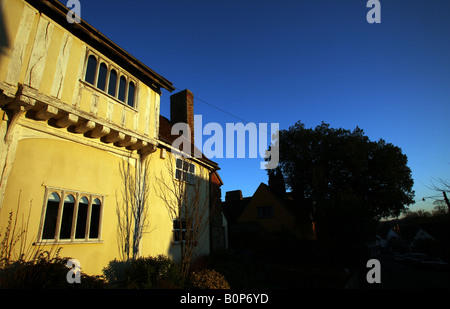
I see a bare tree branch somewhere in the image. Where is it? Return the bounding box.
[154,152,213,278]
[116,155,152,261]
[428,178,450,213]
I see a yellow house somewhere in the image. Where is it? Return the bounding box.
[223,183,315,251]
[0,0,221,275]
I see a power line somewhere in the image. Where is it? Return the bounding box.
[171,87,279,154]
[174,87,250,124]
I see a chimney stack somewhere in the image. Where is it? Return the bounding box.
[225,190,243,202]
[170,89,194,147]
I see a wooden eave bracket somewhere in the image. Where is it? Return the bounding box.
[2,84,158,152]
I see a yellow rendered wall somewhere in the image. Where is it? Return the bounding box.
[0,135,129,275]
[0,0,23,81]
[0,132,211,275]
[1,0,160,141]
[0,0,36,85]
[140,151,211,263]
[0,0,212,277]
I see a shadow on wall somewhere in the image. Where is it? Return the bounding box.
[0,3,9,55]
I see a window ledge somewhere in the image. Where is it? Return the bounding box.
[80,80,138,112]
[34,240,104,246]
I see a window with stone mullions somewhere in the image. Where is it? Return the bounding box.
[40,189,103,242]
[84,53,137,108]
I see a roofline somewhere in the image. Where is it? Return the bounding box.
[212,170,223,186]
[25,0,175,93]
[157,138,220,172]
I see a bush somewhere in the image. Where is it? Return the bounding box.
[103,255,182,289]
[192,250,260,289]
[189,269,230,289]
[101,259,132,288]
[0,252,107,289]
[0,208,106,289]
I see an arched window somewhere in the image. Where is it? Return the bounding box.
[118,75,127,102]
[40,189,104,242]
[108,69,117,97]
[84,53,138,108]
[127,81,135,107]
[75,196,89,239]
[96,62,108,91]
[89,198,102,239]
[42,192,60,240]
[60,195,75,239]
[84,55,97,85]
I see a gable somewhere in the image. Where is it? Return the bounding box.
[237,183,296,232]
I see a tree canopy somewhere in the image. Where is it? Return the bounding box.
[277,121,415,245]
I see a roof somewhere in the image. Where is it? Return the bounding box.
[158,115,219,170]
[375,216,450,243]
[25,0,175,93]
[254,183,304,218]
[222,182,306,224]
[222,196,252,224]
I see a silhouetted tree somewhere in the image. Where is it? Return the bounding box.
[268,166,286,196]
[432,202,449,216]
[277,121,415,260]
[429,178,450,212]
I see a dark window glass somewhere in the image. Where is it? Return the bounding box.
[127,81,135,107]
[84,55,97,85]
[257,206,274,219]
[108,69,117,97]
[173,219,186,243]
[187,173,195,185]
[60,195,75,239]
[175,169,182,180]
[97,62,107,91]
[75,197,89,239]
[183,161,189,171]
[173,219,192,243]
[175,159,195,184]
[89,198,101,239]
[42,193,60,240]
[118,76,127,102]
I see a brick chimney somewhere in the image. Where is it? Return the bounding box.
[225,190,243,202]
[170,89,194,146]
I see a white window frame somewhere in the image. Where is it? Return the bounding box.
[174,157,196,185]
[37,187,104,244]
[82,50,138,110]
[172,218,193,244]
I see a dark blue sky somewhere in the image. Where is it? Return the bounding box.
[77,0,450,213]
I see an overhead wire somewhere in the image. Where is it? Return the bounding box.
[174,87,250,124]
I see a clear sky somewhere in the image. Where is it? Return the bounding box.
[76,0,450,213]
